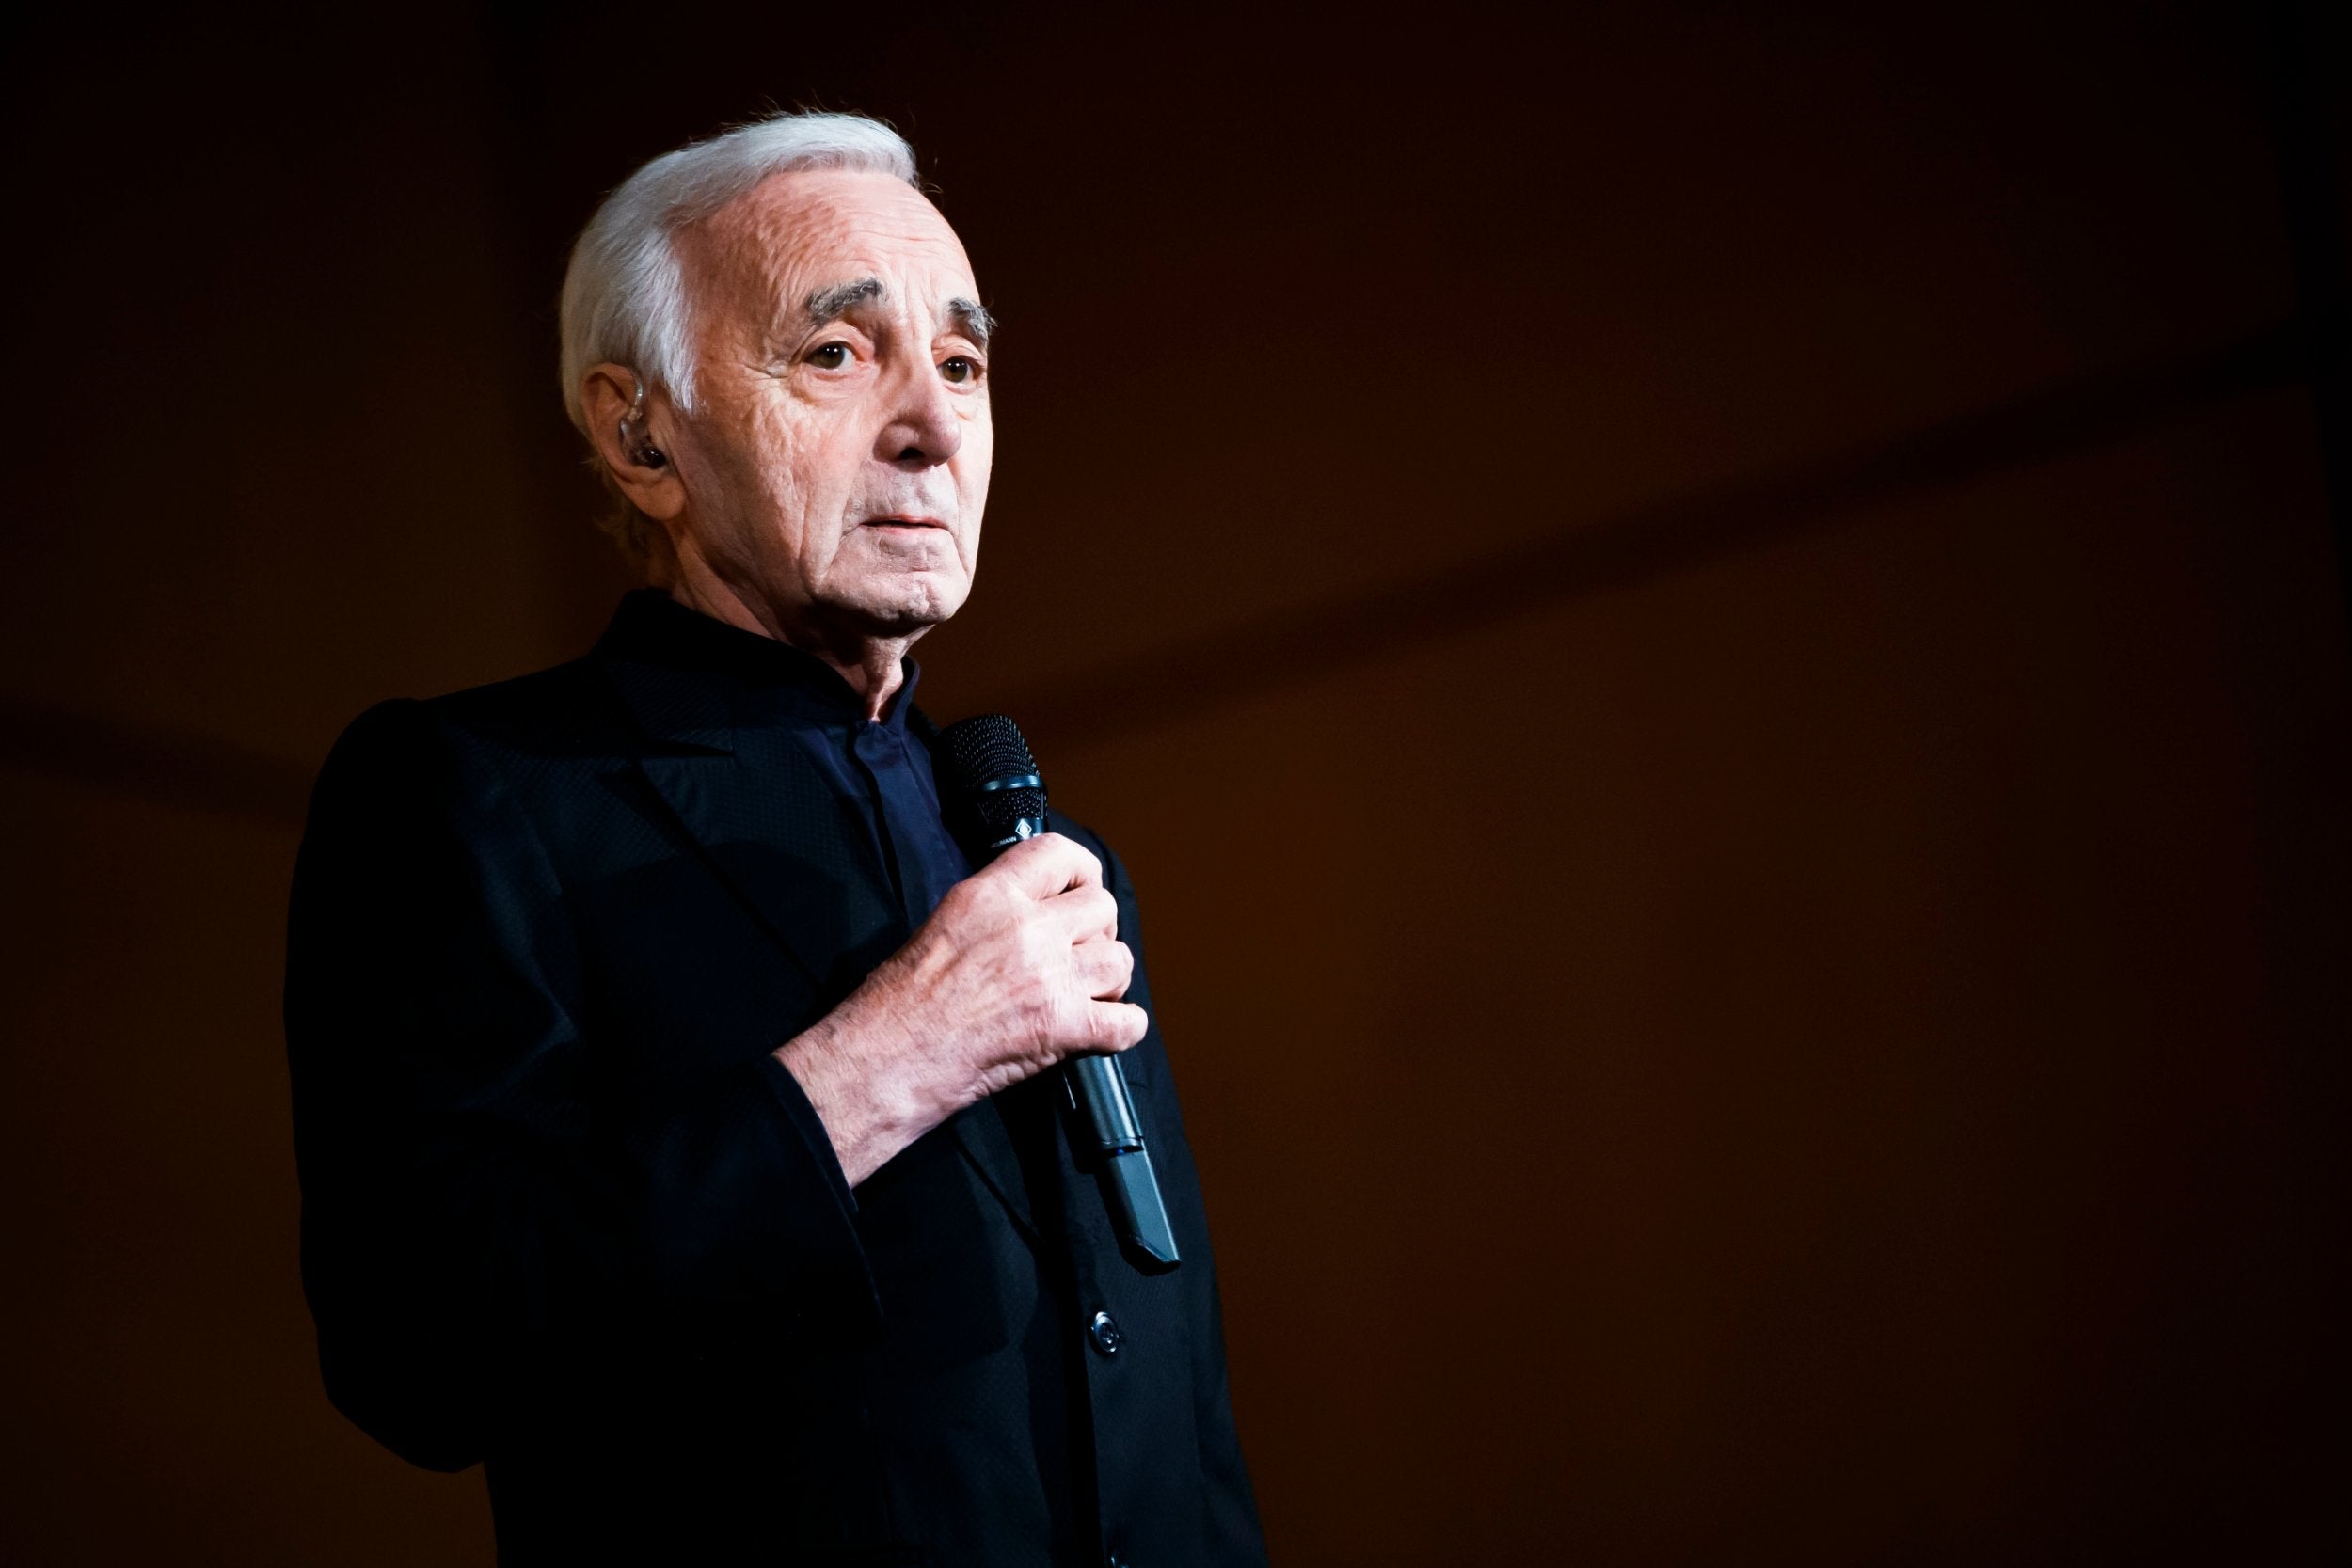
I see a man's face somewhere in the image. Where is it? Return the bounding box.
[666,169,993,640]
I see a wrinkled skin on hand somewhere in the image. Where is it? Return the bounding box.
[776,833,1146,1186]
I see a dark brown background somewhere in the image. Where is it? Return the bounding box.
[4,2,2347,1561]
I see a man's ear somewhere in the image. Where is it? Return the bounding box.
[580,364,687,521]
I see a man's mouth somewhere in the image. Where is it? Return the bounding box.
[864,515,947,531]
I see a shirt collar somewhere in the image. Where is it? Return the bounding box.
[596,589,921,732]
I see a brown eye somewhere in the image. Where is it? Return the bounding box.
[809,342,852,370]
[941,356,978,385]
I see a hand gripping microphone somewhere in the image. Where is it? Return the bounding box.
[937,715,1181,1272]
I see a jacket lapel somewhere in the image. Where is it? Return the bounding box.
[635,747,903,994]
[601,650,896,1003]
[595,617,1040,1241]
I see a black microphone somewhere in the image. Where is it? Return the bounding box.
[936,714,1181,1273]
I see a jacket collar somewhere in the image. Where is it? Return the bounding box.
[594,589,923,752]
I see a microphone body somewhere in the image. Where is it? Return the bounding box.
[938,715,1182,1273]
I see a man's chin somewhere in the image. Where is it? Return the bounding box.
[821,571,969,639]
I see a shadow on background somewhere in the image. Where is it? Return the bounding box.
[3,2,2347,1562]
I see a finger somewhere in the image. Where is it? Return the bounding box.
[1080,999,1150,1053]
[1073,937,1134,1001]
[987,832,1103,900]
[1047,885,1120,944]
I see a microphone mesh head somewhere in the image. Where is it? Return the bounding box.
[938,713,1047,840]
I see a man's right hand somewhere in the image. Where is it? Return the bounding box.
[774,832,1147,1187]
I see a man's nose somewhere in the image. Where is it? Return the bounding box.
[876,355,962,467]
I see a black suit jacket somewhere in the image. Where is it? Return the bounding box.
[285,598,1265,1565]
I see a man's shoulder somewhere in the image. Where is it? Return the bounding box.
[426,656,627,754]
[334,656,620,764]
[313,657,633,827]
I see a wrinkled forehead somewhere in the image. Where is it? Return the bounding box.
[683,169,977,336]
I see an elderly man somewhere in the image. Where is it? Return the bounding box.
[285,112,1265,1566]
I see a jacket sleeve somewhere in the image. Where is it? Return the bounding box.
[1093,836,1271,1564]
[284,699,875,1471]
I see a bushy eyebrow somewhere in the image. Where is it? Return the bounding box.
[800,277,993,350]
[804,277,885,325]
[946,297,994,350]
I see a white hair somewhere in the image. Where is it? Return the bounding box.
[558,110,918,438]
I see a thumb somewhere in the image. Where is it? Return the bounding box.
[987,832,1104,901]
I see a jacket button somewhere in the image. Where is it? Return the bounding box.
[1088,1310,1123,1357]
